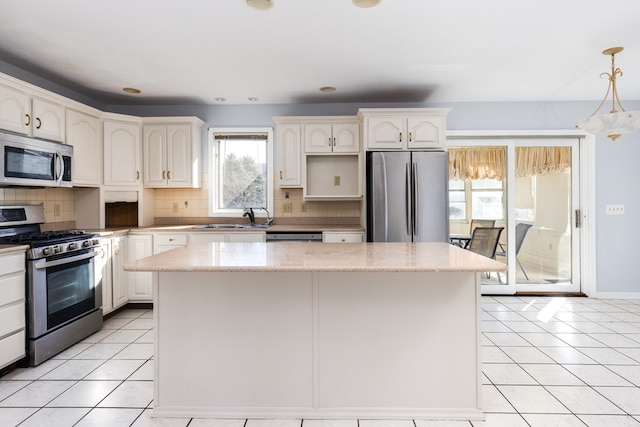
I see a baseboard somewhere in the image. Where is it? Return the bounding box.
[590,292,640,300]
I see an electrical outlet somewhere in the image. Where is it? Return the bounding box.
[606,204,625,215]
[172,202,179,213]
[334,176,341,186]
[301,202,308,213]
[282,202,292,213]
[54,204,61,217]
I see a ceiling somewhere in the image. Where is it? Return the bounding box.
[2,0,640,106]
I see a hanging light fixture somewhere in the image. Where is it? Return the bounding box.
[576,47,640,141]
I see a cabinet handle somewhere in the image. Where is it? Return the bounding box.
[167,171,171,180]
[333,137,336,147]
[114,246,120,255]
[36,117,42,129]
[409,132,412,142]
[328,137,331,146]
[162,171,166,179]
[25,114,31,126]
[341,238,346,242]
[136,171,140,180]
[169,238,174,242]
[399,132,403,142]
[279,171,283,179]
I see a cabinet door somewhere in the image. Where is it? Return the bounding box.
[104,120,141,186]
[366,116,404,149]
[227,232,265,242]
[322,232,364,243]
[276,124,302,187]
[0,83,30,135]
[66,109,101,186]
[407,116,445,149]
[127,234,153,301]
[111,237,129,309]
[166,124,192,187]
[189,233,226,243]
[143,125,167,187]
[31,97,65,142]
[304,123,333,153]
[96,240,113,315]
[332,122,360,153]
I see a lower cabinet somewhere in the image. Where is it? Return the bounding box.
[96,239,113,315]
[112,236,129,309]
[0,251,26,370]
[127,234,153,302]
[322,231,364,243]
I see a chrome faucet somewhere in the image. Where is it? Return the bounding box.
[242,208,255,226]
[261,207,273,226]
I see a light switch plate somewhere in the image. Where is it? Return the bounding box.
[605,204,625,215]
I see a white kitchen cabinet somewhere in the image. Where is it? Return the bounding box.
[359,108,451,151]
[142,118,204,188]
[66,108,102,186]
[96,239,113,315]
[322,231,364,243]
[103,118,142,186]
[127,234,153,301]
[0,83,65,142]
[189,232,265,243]
[154,233,188,253]
[111,236,129,310]
[304,120,359,153]
[274,119,302,188]
[0,251,26,370]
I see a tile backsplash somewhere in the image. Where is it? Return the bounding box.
[154,173,361,221]
[0,187,75,224]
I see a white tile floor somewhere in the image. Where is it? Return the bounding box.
[1,296,640,426]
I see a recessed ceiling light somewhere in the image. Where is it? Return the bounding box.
[320,86,336,93]
[122,87,141,94]
[214,97,226,102]
[248,97,259,102]
[352,0,381,8]
[245,0,273,10]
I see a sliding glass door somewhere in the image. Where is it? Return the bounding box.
[448,138,581,295]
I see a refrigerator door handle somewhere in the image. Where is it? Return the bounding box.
[412,162,418,236]
[381,155,389,241]
[406,162,411,236]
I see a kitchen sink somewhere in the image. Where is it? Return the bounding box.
[191,224,271,230]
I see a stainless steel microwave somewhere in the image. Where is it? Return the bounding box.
[0,131,72,187]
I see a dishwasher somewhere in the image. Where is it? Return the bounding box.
[266,231,323,242]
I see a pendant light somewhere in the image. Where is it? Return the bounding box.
[576,47,640,141]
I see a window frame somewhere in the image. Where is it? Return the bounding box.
[208,127,274,218]
[449,178,505,224]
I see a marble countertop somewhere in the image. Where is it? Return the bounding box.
[124,241,506,273]
[90,224,364,235]
[0,244,29,255]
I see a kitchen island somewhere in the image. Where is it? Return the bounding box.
[124,241,505,421]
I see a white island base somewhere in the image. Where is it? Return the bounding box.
[152,269,484,420]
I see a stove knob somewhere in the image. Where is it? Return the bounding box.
[42,247,52,256]
[82,240,91,248]
[53,246,61,254]
[68,243,78,250]
[92,239,100,245]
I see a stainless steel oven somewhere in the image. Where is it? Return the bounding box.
[0,205,102,366]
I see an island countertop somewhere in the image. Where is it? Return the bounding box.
[123,241,506,273]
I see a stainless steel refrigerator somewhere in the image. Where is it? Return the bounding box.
[366,151,449,242]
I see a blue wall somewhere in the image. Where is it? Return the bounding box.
[2,59,639,295]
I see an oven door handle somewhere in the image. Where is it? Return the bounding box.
[34,251,98,269]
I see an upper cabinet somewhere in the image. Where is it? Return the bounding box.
[103,117,142,187]
[0,83,65,142]
[359,108,451,151]
[274,118,302,188]
[304,119,359,153]
[66,108,102,186]
[142,117,204,188]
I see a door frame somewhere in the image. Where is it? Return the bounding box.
[447,130,596,296]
